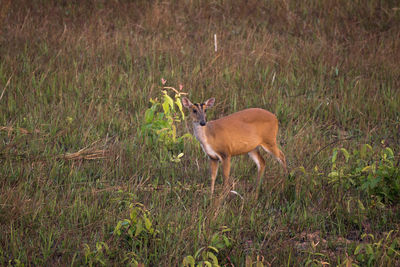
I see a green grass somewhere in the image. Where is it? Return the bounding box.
[1,0,400,266]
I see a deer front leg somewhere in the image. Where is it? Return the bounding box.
[210,158,219,195]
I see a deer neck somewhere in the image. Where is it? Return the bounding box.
[192,122,209,145]
[192,122,220,161]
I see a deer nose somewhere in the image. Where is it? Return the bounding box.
[200,121,206,126]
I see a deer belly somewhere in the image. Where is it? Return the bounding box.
[228,137,260,155]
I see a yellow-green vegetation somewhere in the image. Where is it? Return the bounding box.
[1,0,399,266]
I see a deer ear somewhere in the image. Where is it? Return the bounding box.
[204,98,215,108]
[181,97,192,108]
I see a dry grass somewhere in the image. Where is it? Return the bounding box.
[0,0,399,266]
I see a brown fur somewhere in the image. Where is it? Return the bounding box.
[182,97,286,197]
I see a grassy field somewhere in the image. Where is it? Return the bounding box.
[1,0,400,266]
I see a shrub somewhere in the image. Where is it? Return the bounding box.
[328,144,399,205]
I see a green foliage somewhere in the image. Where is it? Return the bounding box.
[245,255,266,267]
[328,144,399,204]
[6,259,25,267]
[183,227,232,267]
[353,230,400,266]
[113,202,159,266]
[83,242,111,267]
[141,83,191,163]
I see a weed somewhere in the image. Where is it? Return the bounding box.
[183,227,232,267]
[113,201,159,266]
[353,230,400,266]
[328,144,400,205]
[83,242,111,267]
[141,80,191,163]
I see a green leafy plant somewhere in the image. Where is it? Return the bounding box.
[113,202,159,266]
[353,230,400,266]
[183,227,232,267]
[245,255,267,267]
[327,144,399,204]
[7,259,25,267]
[83,242,110,267]
[141,80,191,162]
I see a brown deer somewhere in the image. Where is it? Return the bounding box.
[182,97,286,197]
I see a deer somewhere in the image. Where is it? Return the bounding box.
[182,97,286,198]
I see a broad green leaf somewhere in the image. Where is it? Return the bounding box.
[357,199,365,211]
[207,246,219,253]
[328,171,339,178]
[375,239,383,248]
[157,112,164,120]
[223,235,231,247]
[365,144,373,151]
[83,243,90,254]
[144,214,152,231]
[361,166,372,172]
[385,230,394,241]
[181,133,192,139]
[114,221,123,236]
[182,256,195,267]
[369,176,380,189]
[193,64,200,75]
[194,247,204,259]
[299,166,306,174]
[207,252,218,265]
[360,145,366,158]
[164,93,175,110]
[340,148,350,162]
[211,233,220,244]
[346,198,352,213]
[361,182,369,191]
[144,108,154,123]
[354,244,363,255]
[332,149,338,163]
[130,209,138,222]
[171,124,177,142]
[365,244,373,255]
[128,228,134,238]
[367,256,374,266]
[256,260,264,267]
[149,98,157,105]
[384,147,394,159]
[388,240,398,256]
[162,101,170,114]
[361,144,373,159]
[221,227,231,233]
[135,219,143,237]
[175,98,185,119]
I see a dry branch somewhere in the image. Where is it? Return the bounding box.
[62,148,108,161]
[0,126,40,135]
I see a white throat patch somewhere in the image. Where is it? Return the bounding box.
[193,123,221,161]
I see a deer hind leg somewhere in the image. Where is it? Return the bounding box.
[248,149,266,198]
[260,142,287,172]
[209,158,219,195]
[221,156,231,191]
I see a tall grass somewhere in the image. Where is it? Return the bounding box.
[1,0,399,266]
